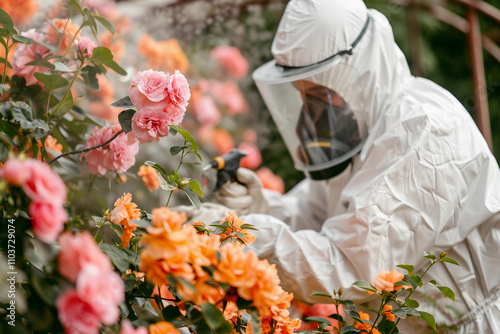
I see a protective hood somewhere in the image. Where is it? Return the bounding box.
[253,0,413,178]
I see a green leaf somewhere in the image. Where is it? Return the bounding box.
[429,280,437,285]
[109,224,123,237]
[188,180,203,197]
[345,310,363,323]
[396,264,414,274]
[105,59,127,76]
[26,60,55,70]
[170,145,187,156]
[54,61,76,72]
[99,243,136,273]
[163,305,183,322]
[183,188,201,210]
[304,317,331,325]
[339,326,361,334]
[11,101,33,122]
[437,286,455,301]
[51,94,74,118]
[118,108,136,133]
[94,15,115,35]
[131,219,151,228]
[200,303,233,334]
[111,95,133,108]
[423,252,436,260]
[239,223,259,231]
[352,280,378,293]
[0,8,15,32]
[405,297,420,308]
[33,72,69,91]
[419,311,437,332]
[441,257,460,266]
[0,83,10,95]
[404,274,418,290]
[144,161,169,175]
[82,8,98,34]
[12,34,32,45]
[311,291,332,298]
[169,125,198,153]
[90,46,113,65]
[158,173,178,192]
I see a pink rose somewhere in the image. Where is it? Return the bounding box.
[131,109,171,143]
[29,202,67,243]
[167,69,190,109]
[22,159,67,204]
[77,36,97,58]
[238,142,262,170]
[103,133,139,173]
[56,289,100,334]
[83,125,138,175]
[0,158,30,185]
[164,103,186,125]
[129,70,171,111]
[209,81,249,114]
[77,264,124,325]
[57,230,112,283]
[12,29,50,86]
[191,96,221,125]
[120,320,148,334]
[210,45,249,80]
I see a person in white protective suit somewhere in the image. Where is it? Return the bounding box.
[181,0,500,332]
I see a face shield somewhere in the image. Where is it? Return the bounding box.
[253,57,368,180]
[253,12,370,180]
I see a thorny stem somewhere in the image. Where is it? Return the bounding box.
[48,129,124,164]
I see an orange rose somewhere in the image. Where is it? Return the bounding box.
[151,207,187,229]
[212,128,235,155]
[138,34,189,73]
[137,165,159,192]
[108,193,141,248]
[218,211,256,245]
[149,321,181,334]
[213,243,259,300]
[372,269,411,294]
[355,311,381,334]
[383,304,396,322]
[0,0,37,25]
[45,135,63,158]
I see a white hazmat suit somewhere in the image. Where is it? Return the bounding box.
[192,0,500,332]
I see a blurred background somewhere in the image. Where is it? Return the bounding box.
[3,0,499,213]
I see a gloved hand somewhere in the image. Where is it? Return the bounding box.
[215,168,269,215]
[173,202,231,224]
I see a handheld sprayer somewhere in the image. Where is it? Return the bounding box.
[202,148,248,192]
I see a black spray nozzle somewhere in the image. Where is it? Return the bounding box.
[203,148,247,192]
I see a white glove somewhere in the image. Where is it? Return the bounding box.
[173,202,231,224]
[215,168,269,215]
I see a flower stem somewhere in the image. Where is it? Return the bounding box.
[47,59,84,120]
[165,143,187,207]
[2,37,11,85]
[48,129,124,164]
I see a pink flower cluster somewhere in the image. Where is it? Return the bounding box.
[12,29,50,86]
[0,158,67,243]
[210,45,249,80]
[82,124,139,175]
[56,231,125,333]
[128,69,190,143]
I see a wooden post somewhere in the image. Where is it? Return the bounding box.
[467,3,493,151]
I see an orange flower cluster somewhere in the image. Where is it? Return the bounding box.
[217,211,256,245]
[371,269,411,294]
[45,135,63,158]
[0,0,37,26]
[138,34,189,73]
[137,165,159,192]
[355,312,381,334]
[383,304,396,322]
[223,301,254,334]
[139,208,300,334]
[108,193,141,248]
[149,321,181,334]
